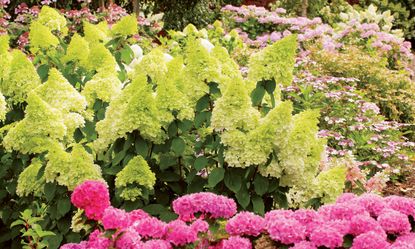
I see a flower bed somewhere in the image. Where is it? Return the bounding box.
[62,180,415,248]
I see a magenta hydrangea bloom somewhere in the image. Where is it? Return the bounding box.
[71,180,110,220]
[309,223,344,248]
[395,233,415,245]
[349,214,384,236]
[377,209,411,235]
[86,229,111,249]
[225,211,265,236]
[388,243,415,249]
[384,196,415,217]
[172,192,237,221]
[354,194,386,217]
[114,228,142,249]
[291,241,318,249]
[102,207,129,230]
[141,240,172,249]
[336,193,357,204]
[267,218,306,244]
[191,219,209,233]
[350,231,390,249]
[60,242,87,249]
[318,202,367,221]
[129,209,150,225]
[222,236,252,249]
[293,209,318,227]
[132,217,167,239]
[165,220,198,246]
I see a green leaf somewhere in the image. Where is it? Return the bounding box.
[44,183,56,202]
[38,231,55,237]
[168,122,178,138]
[159,154,177,170]
[142,204,166,215]
[254,175,269,196]
[208,168,225,188]
[252,195,265,215]
[120,46,134,64]
[134,137,148,157]
[196,95,210,112]
[263,79,276,94]
[235,185,250,208]
[171,137,185,156]
[37,64,50,82]
[10,220,25,228]
[57,198,71,217]
[251,85,266,106]
[194,156,208,171]
[224,171,242,193]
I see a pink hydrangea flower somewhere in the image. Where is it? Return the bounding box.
[87,229,111,249]
[133,217,167,239]
[222,236,252,249]
[318,203,367,221]
[225,211,265,237]
[354,194,387,217]
[384,196,415,217]
[293,209,318,227]
[129,209,150,224]
[309,223,344,248]
[115,228,142,249]
[172,192,237,221]
[267,218,306,244]
[336,193,357,204]
[191,219,209,233]
[377,209,411,235]
[141,240,172,249]
[349,214,384,236]
[71,180,110,220]
[350,231,390,249]
[60,242,87,249]
[102,207,129,230]
[165,220,198,246]
[291,241,318,249]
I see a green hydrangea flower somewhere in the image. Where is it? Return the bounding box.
[83,21,110,43]
[44,145,103,190]
[115,156,156,201]
[248,35,297,86]
[63,33,90,65]
[29,21,59,53]
[111,14,138,36]
[1,50,41,103]
[82,71,122,107]
[0,92,6,121]
[37,6,68,36]
[94,73,165,151]
[3,93,66,154]
[16,159,46,197]
[86,42,117,73]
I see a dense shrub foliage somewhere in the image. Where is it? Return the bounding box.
[62,180,415,248]
[0,2,414,248]
[0,5,353,247]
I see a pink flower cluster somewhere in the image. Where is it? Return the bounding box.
[63,181,415,249]
[172,192,237,221]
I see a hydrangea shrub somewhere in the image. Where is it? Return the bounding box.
[62,180,415,249]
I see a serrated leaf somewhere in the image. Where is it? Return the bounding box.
[252,195,265,215]
[57,198,71,217]
[194,156,208,171]
[171,137,185,156]
[251,85,266,106]
[254,175,269,196]
[224,171,241,193]
[208,168,225,188]
[235,185,250,208]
